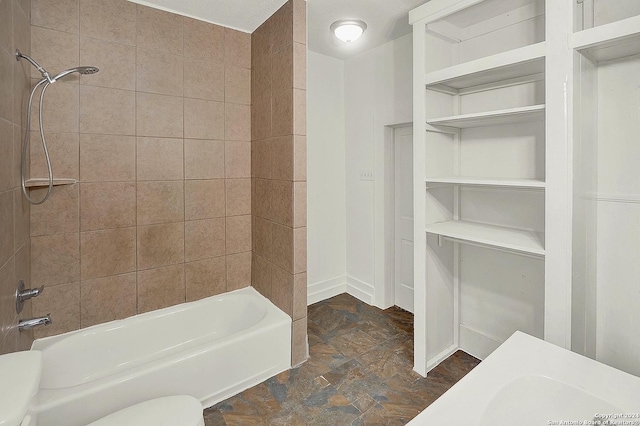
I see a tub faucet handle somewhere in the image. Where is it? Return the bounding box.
[16,280,44,314]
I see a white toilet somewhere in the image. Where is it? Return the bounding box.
[1,351,205,426]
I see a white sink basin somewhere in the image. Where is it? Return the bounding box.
[408,332,640,425]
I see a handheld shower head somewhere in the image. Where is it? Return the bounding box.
[51,66,100,82]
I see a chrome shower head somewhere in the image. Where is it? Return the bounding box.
[51,66,100,82]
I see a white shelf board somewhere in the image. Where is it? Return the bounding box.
[25,178,77,188]
[424,42,546,92]
[425,177,545,189]
[425,220,545,256]
[573,15,640,62]
[427,104,545,129]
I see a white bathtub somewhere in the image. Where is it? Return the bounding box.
[30,287,291,426]
[409,331,640,425]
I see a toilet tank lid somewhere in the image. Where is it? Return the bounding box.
[0,351,42,426]
[87,395,204,426]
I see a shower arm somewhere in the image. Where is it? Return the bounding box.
[15,49,54,83]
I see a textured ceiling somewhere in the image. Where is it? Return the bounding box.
[129,0,427,59]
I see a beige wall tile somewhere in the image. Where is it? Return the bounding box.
[252,178,270,220]
[271,1,292,54]
[137,222,184,270]
[225,103,251,142]
[293,88,306,136]
[185,256,225,301]
[137,264,185,313]
[272,89,292,137]
[80,227,136,280]
[271,223,293,272]
[271,264,293,316]
[137,137,183,181]
[252,57,271,106]
[136,93,183,138]
[0,191,13,267]
[184,57,224,101]
[293,182,306,228]
[226,215,251,254]
[79,37,135,91]
[272,45,292,95]
[224,28,251,69]
[137,181,184,225]
[294,226,306,274]
[226,251,250,291]
[12,126,21,189]
[184,139,224,179]
[184,98,224,140]
[0,50,12,122]
[293,0,306,45]
[80,182,136,231]
[136,48,183,96]
[291,316,308,365]
[293,135,306,182]
[225,66,251,105]
[30,80,79,133]
[13,60,30,128]
[80,85,135,135]
[30,131,79,180]
[13,189,29,251]
[185,179,225,220]
[31,233,79,286]
[185,218,225,261]
[79,0,136,45]
[252,215,272,260]
[0,257,15,341]
[0,0,11,53]
[30,184,78,236]
[80,134,135,182]
[225,178,250,216]
[271,180,293,227]
[271,136,293,181]
[31,26,79,80]
[80,272,136,327]
[251,20,271,69]
[136,5,183,54]
[293,272,307,320]
[0,121,12,191]
[225,141,251,178]
[32,282,80,339]
[293,42,306,90]
[251,253,271,298]
[32,0,79,33]
[251,98,272,141]
[252,139,271,179]
[183,17,224,61]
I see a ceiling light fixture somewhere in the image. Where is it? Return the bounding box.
[330,19,367,43]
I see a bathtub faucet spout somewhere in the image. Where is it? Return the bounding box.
[19,314,52,331]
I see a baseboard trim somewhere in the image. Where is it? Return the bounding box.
[346,275,374,305]
[459,325,503,360]
[307,276,347,305]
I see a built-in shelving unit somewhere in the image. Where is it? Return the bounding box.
[427,105,545,128]
[425,177,545,189]
[572,14,640,62]
[410,0,550,377]
[24,178,77,188]
[425,221,545,257]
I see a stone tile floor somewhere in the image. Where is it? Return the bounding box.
[204,292,480,425]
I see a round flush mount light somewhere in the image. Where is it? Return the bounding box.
[330,20,367,43]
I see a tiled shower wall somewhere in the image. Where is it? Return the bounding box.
[0,0,33,354]
[251,0,308,365]
[28,0,252,338]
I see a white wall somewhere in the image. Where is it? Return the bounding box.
[344,34,413,306]
[307,51,347,303]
